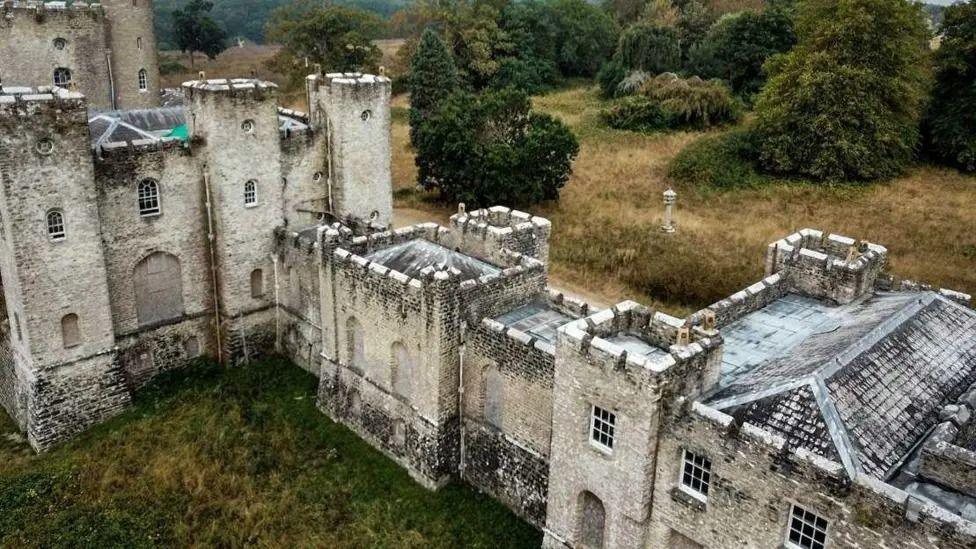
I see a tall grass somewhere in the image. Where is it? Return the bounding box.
[0,359,539,547]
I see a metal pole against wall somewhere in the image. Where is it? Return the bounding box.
[203,168,223,364]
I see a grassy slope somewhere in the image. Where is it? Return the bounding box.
[392,85,976,315]
[0,360,539,547]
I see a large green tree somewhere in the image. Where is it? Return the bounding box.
[550,0,619,77]
[266,2,383,88]
[688,9,795,97]
[415,88,579,206]
[171,0,227,68]
[409,29,459,146]
[754,0,931,181]
[924,2,976,172]
[598,24,681,97]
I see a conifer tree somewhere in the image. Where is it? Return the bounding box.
[925,2,976,172]
[409,28,458,147]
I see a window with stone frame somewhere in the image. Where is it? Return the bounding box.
[250,269,264,298]
[53,67,71,87]
[137,179,161,216]
[138,68,148,91]
[590,405,616,453]
[786,504,829,549]
[244,180,258,206]
[679,449,712,502]
[46,210,65,241]
[61,313,80,348]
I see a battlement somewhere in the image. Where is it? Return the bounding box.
[560,300,722,382]
[313,72,391,91]
[450,206,551,264]
[0,1,103,17]
[95,136,183,159]
[765,228,888,305]
[182,78,277,100]
[0,85,86,114]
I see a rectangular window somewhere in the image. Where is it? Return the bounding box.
[590,405,616,452]
[679,449,711,501]
[787,505,829,549]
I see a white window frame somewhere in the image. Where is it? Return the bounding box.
[137,179,161,217]
[138,68,148,91]
[785,504,829,549]
[678,449,711,503]
[589,404,616,454]
[244,180,258,207]
[46,210,65,241]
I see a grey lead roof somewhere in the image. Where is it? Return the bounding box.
[494,302,576,344]
[364,239,500,281]
[708,291,976,480]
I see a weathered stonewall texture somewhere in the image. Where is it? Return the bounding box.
[0,0,160,110]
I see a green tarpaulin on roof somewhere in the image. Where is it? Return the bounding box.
[166,124,189,141]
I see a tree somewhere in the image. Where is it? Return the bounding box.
[754,0,931,181]
[550,0,619,77]
[675,0,715,60]
[415,88,579,206]
[409,29,459,146]
[266,3,384,89]
[598,24,681,97]
[688,10,795,97]
[171,0,227,68]
[924,2,976,172]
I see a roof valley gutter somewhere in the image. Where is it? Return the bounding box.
[810,376,860,480]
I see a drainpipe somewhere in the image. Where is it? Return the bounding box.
[458,320,467,479]
[203,167,223,364]
[272,254,280,352]
[325,109,335,216]
[105,50,117,110]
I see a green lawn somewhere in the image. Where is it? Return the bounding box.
[0,359,540,548]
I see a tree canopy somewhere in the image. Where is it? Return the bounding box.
[409,29,459,146]
[754,0,931,181]
[171,0,227,67]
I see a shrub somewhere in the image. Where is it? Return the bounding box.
[602,74,741,131]
[754,0,931,182]
[597,56,629,97]
[924,2,976,172]
[668,129,766,188]
[601,96,670,132]
[415,88,580,206]
[640,74,741,127]
[615,70,652,96]
[687,9,796,97]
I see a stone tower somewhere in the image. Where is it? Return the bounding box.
[307,73,392,232]
[184,78,282,362]
[0,87,128,450]
[102,0,160,109]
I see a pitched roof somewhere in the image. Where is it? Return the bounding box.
[709,291,976,480]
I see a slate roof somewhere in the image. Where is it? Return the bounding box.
[708,291,976,480]
[364,239,501,281]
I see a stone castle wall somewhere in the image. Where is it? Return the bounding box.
[102,0,160,109]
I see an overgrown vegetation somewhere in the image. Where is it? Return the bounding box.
[0,359,539,547]
[923,1,976,172]
[602,74,741,131]
[171,0,227,67]
[668,129,765,187]
[754,0,932,182]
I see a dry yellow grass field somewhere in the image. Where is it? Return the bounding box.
[392,86,976,315]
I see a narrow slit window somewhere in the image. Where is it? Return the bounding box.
[138,179,160,216]
[590,405,616,452]
[244,180,257,206]
[46,210,65,241]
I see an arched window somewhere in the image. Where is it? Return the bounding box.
[61,314,80,348]
[134,252,184,326]
[138,69,148,91]
[53,67,71,87]
[136,37,142,50]
[392,342,413,400]
[579,491,606,549]
[244,180,257,206]
[250,269,264,298]
[137,179,160,216]
[346,316,364,366]
[46,210,65,241]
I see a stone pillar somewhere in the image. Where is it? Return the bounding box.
[661,188,677,233]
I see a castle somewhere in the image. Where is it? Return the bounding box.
[1,0,159,110]
[1,10,976,548]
